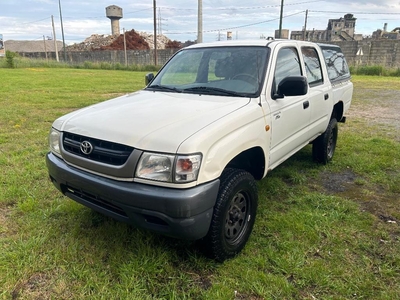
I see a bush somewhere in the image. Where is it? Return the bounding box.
[389,68,400,77]
[5,50,17,68]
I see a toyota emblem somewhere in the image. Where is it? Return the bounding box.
[80,141,93,155]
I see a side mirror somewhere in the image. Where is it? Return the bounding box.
[145,73,155,85]
[273,76,308,100]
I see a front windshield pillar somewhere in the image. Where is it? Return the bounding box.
[196,52,212,83]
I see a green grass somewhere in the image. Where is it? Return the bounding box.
[350,65,400,77]
[0,55,160,72]
[1,69,399,299]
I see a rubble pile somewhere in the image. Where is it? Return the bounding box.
[98,29,149,50]
[67,30,174,51]
[139,32,171,50]
[67,34,119,51]
[165,40,182,49]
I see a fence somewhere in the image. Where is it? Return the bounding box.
[16,40,400,68]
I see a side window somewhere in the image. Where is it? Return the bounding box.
[274,47,302,92]
[321,47,350,82]
[302,47,323,86]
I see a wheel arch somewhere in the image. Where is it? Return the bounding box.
[225,146,266,180]
[332,101,344,122]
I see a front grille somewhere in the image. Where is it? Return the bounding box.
[63,132,134,166]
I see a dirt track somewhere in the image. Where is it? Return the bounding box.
[347,88,400,134]
[321,86,400,222]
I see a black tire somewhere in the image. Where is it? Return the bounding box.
[312,118,338,164]
[204,168,258,262]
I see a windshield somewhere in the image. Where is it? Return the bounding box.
[147,46,269,97]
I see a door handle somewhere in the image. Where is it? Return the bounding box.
[303,101,309,109]
[324,93,329,100]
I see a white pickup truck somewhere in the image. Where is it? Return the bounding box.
[46,39,353,261]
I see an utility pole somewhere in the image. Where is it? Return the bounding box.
[303,10,308,41]
[153,0,157,65]
[58,0,67,62]
[157,8,167,35]
[51,15,59,62]
[278,0,284,38]
[158,7,161,35]
[43,36,48,61]
[197,0,203,43]
[123,28,127,66]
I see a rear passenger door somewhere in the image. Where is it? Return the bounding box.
[268,46,311,167]
[301,46,332,139]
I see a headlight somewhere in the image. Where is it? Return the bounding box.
[136,152,202,183]
[49,128,61,156]
[136,153,175,182]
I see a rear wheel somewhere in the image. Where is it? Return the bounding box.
[313,118,338,164]
[204,168,258,262]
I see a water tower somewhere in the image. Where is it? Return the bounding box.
[106,5,123,35]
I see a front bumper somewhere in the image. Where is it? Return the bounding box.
[46,152,220,240]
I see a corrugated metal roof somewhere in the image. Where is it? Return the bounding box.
[4,40,65,53]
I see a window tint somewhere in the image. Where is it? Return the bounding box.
[302,47,323,86]
[150,46,269,97]
[274,47,302,92]
[208,51,232,81]
[160,51,202,85]
[320,46,350,82]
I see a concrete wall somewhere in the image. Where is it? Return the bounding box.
[16,40,400,68]
[326,40,400,68]
[18,49,178,66]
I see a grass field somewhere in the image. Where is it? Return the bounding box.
[0,69,399,299]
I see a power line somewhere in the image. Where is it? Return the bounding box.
[54,8,154,20]
[125,8,154,15]
[167,11,305,35]
[159,1,322,11]
[24,5,399,26]
[309,10,400,15]
[20,16,50,25]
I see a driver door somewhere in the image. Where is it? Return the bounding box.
[268,46,311,167]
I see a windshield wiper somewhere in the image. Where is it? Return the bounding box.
[183,86,246,97]
[146,85,182,93]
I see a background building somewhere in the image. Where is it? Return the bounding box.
[291,14,363,42]
[372,24,400,40]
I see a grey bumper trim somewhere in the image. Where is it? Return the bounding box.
[46,152,220,240]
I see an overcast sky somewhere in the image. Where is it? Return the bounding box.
[1,0,400,44]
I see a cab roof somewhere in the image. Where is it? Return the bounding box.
[185,39,322,49]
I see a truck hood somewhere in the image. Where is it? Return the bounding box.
[55,90,250,153]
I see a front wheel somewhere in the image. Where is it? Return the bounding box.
[204,168,258,262]
[312,118,338,164]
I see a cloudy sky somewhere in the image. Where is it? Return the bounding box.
[1,0,400,44]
